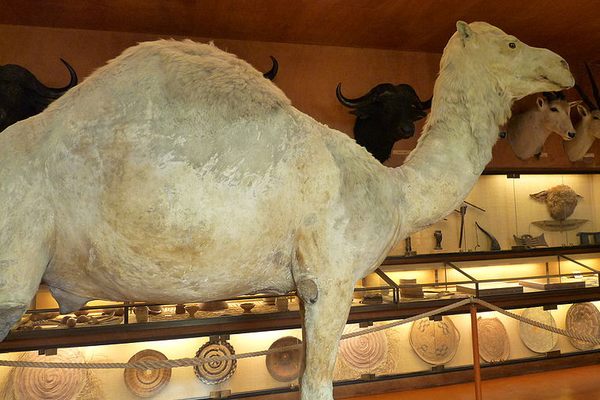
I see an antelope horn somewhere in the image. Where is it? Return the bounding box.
[574,84,595,110]
[585,63,599,109]
[32,58,78,99]
[262,56,278,80]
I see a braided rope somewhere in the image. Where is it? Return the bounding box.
[0,298,471,370]
[1,297,598,370]
[473,298,600,346]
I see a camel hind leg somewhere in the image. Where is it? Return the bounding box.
[0,199,53,340]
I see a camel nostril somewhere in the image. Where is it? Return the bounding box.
[568,131,576,139]
[561,59,570,70]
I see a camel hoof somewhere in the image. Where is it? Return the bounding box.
[297,278,318,304]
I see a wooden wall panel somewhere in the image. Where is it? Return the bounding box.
[0,23,597,170]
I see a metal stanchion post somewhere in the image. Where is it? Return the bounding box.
[470,302,483,400]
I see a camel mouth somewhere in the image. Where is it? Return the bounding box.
[538,75,572,90]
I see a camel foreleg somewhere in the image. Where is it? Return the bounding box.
[298,276,355,400]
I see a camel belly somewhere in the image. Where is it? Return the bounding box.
[44,153,305,303]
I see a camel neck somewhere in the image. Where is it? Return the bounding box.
[393,60,512,235]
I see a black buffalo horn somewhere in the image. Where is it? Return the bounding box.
[32,58,78,99]
[420,96,432,109]
[336,83,366,108]
[585,63,599,109]
[336,83,389,108]
[262,56,278,80]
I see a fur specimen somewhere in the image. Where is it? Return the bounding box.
[530,184,582,221]
[0,22,573,400]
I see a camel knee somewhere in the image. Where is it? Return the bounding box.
[297,278,318,304]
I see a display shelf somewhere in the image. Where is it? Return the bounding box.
[0,252,600,352]
[381,245,600,266]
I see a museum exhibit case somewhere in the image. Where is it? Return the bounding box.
[1,1,600,399]
[1,173,599,399]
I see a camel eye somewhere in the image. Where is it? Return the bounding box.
[550,107,559,112]
[509,42,517,49]
[594,116,600,120]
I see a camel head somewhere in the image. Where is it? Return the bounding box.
[450,21,574,100]
[537,92,578,140]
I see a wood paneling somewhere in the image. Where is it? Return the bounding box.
[0,14,598,171]
[1,0,599,62]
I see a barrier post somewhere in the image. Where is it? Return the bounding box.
[470,302,483,400]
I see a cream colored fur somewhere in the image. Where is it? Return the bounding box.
[0,23,573,400]
[564,105,600,161]
[507,96,577,160]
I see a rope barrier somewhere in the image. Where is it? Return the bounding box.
[0,296,598,370]
[473,298,600,346]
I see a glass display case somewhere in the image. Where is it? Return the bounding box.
[1,173,599,399]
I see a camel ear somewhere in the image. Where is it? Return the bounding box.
[530,190,548,202]
[536,97,546,110]
[456,21,473,46]
[577,104,590,118]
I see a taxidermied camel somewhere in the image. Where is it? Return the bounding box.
[507,92,577,160]
[565,64,600,161]
[0,22,572,400]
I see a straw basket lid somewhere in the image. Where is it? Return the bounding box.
[12,349,86,400]
[566,302,600,350]
[409,317,460,365]
[339,326,388,370]
[194,340,237,385]
[124,349,171,398]
[265,336,303,382]
[477,317,510,363]
[519,308,558,353]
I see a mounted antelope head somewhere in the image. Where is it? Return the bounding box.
[507,91,578,160]
[564,63,600,161]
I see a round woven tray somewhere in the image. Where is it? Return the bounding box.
[339,326,388,370]
[566,302,600,350]
[477,317,510,363]
[12,349,86,400]
[194,340,237,385]
[124,349,171,398]
[265,336,303,382]
[519,308,558,353]
[409,317,460,365]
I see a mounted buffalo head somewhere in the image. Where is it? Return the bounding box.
[0,59,77,132]
[336,82,431,163]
